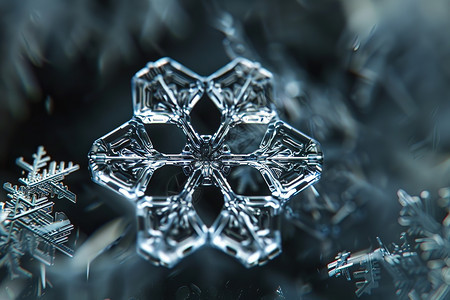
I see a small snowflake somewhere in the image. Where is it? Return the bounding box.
[328,189,450,299]
[89,57,323,267]
[1,146,79,280]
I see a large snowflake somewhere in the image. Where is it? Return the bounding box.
[89,58,323,267]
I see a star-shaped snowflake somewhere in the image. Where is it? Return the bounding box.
[89,58,323,267]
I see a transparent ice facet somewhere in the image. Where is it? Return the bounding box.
[89,57,323,267]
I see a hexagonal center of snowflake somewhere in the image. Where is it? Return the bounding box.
[198,136,215,161]
[184,136,231,185]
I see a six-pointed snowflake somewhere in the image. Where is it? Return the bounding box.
[1,146,79,279]
[89,58,323,267]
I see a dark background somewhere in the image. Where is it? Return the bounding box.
[1,0,449,299]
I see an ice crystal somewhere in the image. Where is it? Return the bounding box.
[399,189,450,299]
[89,57,323,267]
[328,189,450,299]
[1,146,79,279]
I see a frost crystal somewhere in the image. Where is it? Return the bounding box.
[1,146,79,279]
[89,57,323,267]
[328,189,450,299]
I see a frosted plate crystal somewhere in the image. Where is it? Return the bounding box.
[89,57,323,267]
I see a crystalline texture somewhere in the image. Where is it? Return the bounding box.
[1,146,78,279]
[89,57,323,267]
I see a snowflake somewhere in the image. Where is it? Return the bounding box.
[398,189,450,299]
[1,146,79,280]
[89,57,323,267]
[328,189,450,299]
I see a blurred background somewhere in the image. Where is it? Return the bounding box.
[0,0,449,299]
